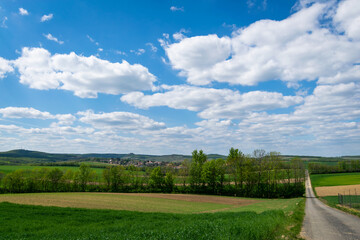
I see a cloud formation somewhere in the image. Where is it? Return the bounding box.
[163,2,360,87]
[1,16,7,28]
[43,33,64,44]
[170,6,184,12]
[78,110,166,131]
[121,85,303,119]
[41,13,53,22]
[130,48,145,56]
[11,47,156,98]
[0,0,359,156]
[0,57,13,78]
[19,8,29,16]
[0,107,75,125]
[146,43,158,52]
[87,35,99,46]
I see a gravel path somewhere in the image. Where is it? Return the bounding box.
[302,171,360,240]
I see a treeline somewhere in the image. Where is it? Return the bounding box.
[186,149,305,198]
[0,148,305,198]
[308,160,360,174]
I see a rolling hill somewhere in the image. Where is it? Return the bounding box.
[0,149,226,165]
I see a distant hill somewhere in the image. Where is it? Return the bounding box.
[0,149,226,165]
[1,149,358,166]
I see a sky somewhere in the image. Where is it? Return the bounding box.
[0,0,359,156]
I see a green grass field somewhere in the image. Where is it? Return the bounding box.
[0,165,105,175]
[0,193,304,240]
[0,202,288,240]
[311,172,360,188]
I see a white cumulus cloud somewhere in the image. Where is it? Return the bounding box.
[12,47,157,98]
[163,2,360,87]
[173,29,188,41]
[78,110,166,131]
[0,57,13,78]
[334,0,360,40]
[121,85,303,119]
[164,35,232,85]
[0,107,76,125]
[19,8,29,16]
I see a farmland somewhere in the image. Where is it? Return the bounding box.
[311,172,360,188]
[0,149,305,199]
[0,192,301,214]
[0,165,105,175]
[0,193,304,240]
[315,185,360,197]
[311,172,360,197]
[0,149,307,239]
[310,171,360,217]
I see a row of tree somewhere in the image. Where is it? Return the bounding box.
[186,149,304,198]
[308,160,360,174]
[0,148,305,198]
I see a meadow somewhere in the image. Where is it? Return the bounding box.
[310,172,360,188]
[0,193,304,240]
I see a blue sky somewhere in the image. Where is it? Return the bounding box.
[0,0,359,156]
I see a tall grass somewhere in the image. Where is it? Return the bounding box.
[0,202,287,240]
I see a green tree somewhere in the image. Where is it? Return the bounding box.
[110,166,126,192]
[127,165,142,190]
[61,169,74,192]
[189,150,207,189]
[202,159,225,193]
[36,168,50,192]
[227,148,245,191]
[3,170,25,193]
[253,149,267,197]
[78,164,96,191]
[164,172,174,192]
[103,167,111,190]
[243,156,256,196]
[179,159,190,187]
[25,169,37,193]
[47,168,64,192]
[0,172,4,190]
[149,167,164,190]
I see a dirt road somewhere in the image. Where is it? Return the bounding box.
[302,171,360,240]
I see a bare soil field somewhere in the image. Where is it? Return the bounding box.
[315,184,360,196]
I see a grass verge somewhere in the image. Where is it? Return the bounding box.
[321,196,360,218]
